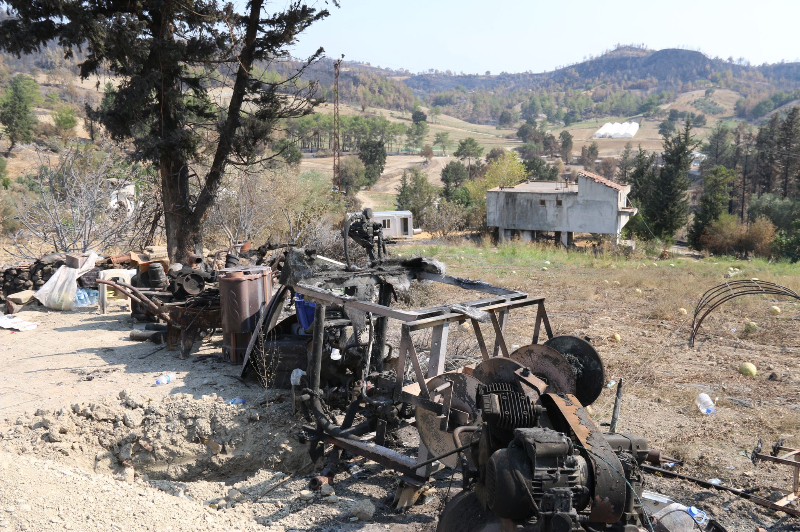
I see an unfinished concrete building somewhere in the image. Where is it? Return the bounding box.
[487,171,638,246]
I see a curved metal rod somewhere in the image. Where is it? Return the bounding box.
[690,280,799,346]
[97,279,178,327]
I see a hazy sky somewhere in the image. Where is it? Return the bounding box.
[289,0,800,74]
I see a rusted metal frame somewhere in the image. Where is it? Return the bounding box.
[396,326,429,401]
[690,280,800,346]
[399,390,444,415]
[427,323,450,378]
[433,380,453,432]
[406,297,542,331]
[532,301,554,344]
[414,271,525,297]
[754,453,800,469]
[642,464,800,518]
[755,447,800,502]
[96,279,179,327]
[413,294,529,319]
[296,284,533,327]
[471,319,490,360]
[323,435,427,482]
[489,309,510,357]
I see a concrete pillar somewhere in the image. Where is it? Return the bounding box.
[498,227,505,243]
[560,231,569,247]
[520,230,533,243]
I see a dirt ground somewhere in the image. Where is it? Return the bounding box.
[1,249,799,532]
[300,154,451,211]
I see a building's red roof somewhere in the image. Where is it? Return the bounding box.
[578,171,626,191]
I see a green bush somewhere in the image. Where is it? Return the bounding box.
[52,104,77,134]
[774,220,800,263]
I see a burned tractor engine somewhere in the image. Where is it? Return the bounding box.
[438,349,654,532]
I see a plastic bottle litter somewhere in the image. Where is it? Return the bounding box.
[228,398,246,405]
[290,368,307,386]
[330,348,342,361]
[155,373,176,385]
[708,478,722,485]
[606,380,617,388]
[686,506,707,525]
[74,288,90,307]
[695,393,716,416]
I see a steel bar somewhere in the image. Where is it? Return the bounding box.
[690,280,800,346]
[489,310,509,357]
[323,435,427,482]
[471,319,490,360]
[609,378,624,433]
[642,464,800,518]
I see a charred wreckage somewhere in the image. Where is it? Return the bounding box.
[103,211,739,532]
[246,211,721,532]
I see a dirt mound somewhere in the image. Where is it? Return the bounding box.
[0,391,312,484]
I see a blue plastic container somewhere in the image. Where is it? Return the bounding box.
[294,295,316,331]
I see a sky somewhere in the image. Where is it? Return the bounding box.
[288,0,800,74]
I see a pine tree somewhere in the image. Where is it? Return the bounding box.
[0,74,39,152]
[0,0,330,262]
[616,143,634,184]
[647,120,697,240]
[777,107,800,199]
[687,166,735,249]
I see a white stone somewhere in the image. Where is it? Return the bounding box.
[349,499,375,521]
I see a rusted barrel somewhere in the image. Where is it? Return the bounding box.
[218,266,273,364]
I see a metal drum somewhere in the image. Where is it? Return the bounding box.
[219,265,273,363]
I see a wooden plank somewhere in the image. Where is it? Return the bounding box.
[491,309,509,357]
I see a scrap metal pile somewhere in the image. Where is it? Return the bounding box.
[95,211,794,531]
[231,210,720,532]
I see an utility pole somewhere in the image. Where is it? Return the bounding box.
[333,56,343,191]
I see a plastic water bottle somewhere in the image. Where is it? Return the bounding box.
[228,398,246,405]
[155,373,176,385]
[75,288,90,307]
[695,393,716,415]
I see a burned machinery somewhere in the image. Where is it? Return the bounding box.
[242,224,666,532]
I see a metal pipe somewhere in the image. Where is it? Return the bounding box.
[343,218,353,271]
[453,425,480,447]
[113,280,178,326]
[303,302,368,440]
[642,464,800,518]
[609,378,624,433]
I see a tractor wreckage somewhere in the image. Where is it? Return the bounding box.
[98,210,736,531]
[237,211,721,532]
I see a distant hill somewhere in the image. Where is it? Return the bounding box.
[402,47,800,95]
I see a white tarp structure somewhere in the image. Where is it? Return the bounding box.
[593,122,639,139]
